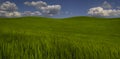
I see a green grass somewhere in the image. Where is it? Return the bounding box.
[0,16,120,59]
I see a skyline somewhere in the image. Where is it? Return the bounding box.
[0,0,120,18]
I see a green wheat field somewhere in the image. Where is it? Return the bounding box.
[0,16,120,59]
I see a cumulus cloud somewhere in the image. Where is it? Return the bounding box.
[0,1,18,12]
[88,7,120,17]
[0,1,21,17]
[88,1,120,17]
[0,1,42,17]
[41,5,61,16]
[24,1,61,16]
[24,1,47,8]
[22,11,41,16]
[0,1,61,17]
[0,11,21,17]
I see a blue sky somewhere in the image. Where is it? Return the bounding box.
[0,0,120,18]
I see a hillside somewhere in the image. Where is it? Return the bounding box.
[0,16,120,59]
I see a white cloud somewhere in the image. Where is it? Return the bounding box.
[88,1,120,17]
[24,1,47,9]
[0,1,18,12]
[24,1,61,16]
[41,5,61,16]
[88,7,120,17]
[0,1,44,18]
[0,1,21,17]
[22,11,41,16]
[101,1,112,9]
[0,1,61,17]
[0,11,21,17]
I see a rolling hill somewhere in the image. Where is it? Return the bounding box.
[0,16,120,59]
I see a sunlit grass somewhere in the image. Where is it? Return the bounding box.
[0,16,120,59]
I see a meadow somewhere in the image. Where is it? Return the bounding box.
[0,16,120,59]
